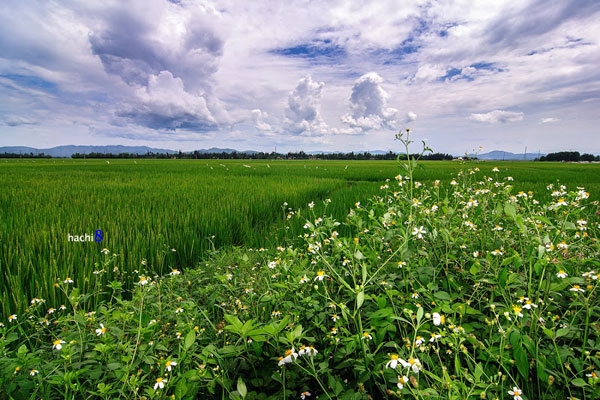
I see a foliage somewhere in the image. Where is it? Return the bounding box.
[1,158,599,319]
[537,152,600,162]
[1,130,599,399]
[69,151,454,160]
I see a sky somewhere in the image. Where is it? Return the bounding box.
[1,0,599,155]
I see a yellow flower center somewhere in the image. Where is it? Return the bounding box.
[53,339,61,346]
[156,377,163,383]
[391,354,399,360]
[317,271,324,276]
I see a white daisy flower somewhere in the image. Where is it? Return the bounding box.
[412,226,426,239]
[397,375,409,390]
[154,377,167,390]
[432,313,445,326]
[95,323,107,336]
[508,386,523,400]
[277,348,298,366]
[385,354,400,369]
[165,360,177,372]
[399,357,422,374]
[314,271,327,281]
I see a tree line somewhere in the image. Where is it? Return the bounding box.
[536,152,599,162]
[0,152,51,158]
[68,151,455,160]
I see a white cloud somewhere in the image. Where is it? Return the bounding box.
[540,117,559,123]
[413,64,447,82]
[285,75,331,135]
[406,111,417,122]
[252,108,272,131]
[116,71,220,130]
[469,110,524,124]
[341,72,398,132]
[4,115,37,126]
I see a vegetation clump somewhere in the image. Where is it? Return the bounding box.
[1,130,599,399]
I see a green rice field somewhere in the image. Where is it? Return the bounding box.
[1,158,599,318]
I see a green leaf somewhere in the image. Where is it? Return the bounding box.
[564,221,576,231]
[509,330,521,348]
[434,291,451,301]
[361,263,367,283]
[556,327,569,338]
[224,314,243,331]
[572,378,587,387]
[107,362,121,371]
[536,357,548,383]
[184,330,196,351]
[356,290,365,310]
[237,377,247,398]
[175,378,188,399]
[504,202,516,219]
[498,268,508,288]
[354,250,364,260]
[474,363,483,382]
[416,307,423,323]
[513,344,528,379]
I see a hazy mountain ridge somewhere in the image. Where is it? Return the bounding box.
[0,145,177,157]
[469,150,544,160]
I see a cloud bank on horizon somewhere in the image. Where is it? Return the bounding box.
[0,0,599,154]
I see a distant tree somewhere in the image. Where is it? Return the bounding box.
[538,152,591,162]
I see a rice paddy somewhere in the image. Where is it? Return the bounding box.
[0,158,599,318]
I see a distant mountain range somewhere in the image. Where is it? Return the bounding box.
[1,145,548,160]
[468,150,544,161]
[0,145,263,158]
[0,145,177,158]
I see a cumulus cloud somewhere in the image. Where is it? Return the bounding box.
[405,111,417,122]
[115,71,218,130]
[469,110,524,124]
[412,64,447,82]
[252,109,272,131]
[540,117,559,123]
[83,1,230,132]
[285,75,331,135]
[341,72,398,131]
[89,1,223,90]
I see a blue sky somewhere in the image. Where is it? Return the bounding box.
[0,0,599,154]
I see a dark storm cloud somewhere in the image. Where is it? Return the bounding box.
[89,6,223,88]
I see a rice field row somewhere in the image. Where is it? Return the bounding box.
[0,158,598,318]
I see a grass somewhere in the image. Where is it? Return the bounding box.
[0,149,599,399]
[0,158,599,318]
